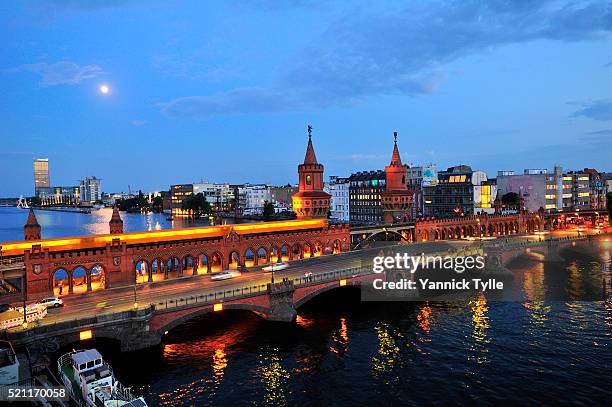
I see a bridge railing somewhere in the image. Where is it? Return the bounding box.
[153,283,272,310]
[0,306,154,340]
[153,266,374,312]
[488,232,610,250]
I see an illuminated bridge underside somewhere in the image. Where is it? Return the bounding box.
[0,219,350,300]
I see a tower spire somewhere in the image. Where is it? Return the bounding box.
[390,131,402,166]
[24,207,41,240]
[303,125,318,164]
[109,206,124,234]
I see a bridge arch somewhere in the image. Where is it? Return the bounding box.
[244,248,256,267]
[182,255,197,276]
[151,258,163,281]
[332,239,342,254]
[154,304,271,335]
[303,242,313,259]
[353,230,409,249]
[135,259,150,284]
[228,251,240,269]
[256,247,269,266]
[51,268,69,296]
[294,282,361,309]
[90,264,107,291]
[210,252,223,272]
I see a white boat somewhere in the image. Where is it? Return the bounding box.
[57,348,147,407]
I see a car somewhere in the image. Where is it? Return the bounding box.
[38,297,64,308]
[210,270,242,281]
[262,262,289,272]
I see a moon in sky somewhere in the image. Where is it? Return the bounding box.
[99,84,110,94]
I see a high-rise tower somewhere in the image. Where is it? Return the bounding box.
[33,158,50,196]
[292,126,331,219]
[381,132,412,224]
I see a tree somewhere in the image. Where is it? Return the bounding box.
[262,200,275,221]
[116,193,150,212]
[607,192,612,226]
[181,193,212,218]
[502,192,519,207]
[151,196,164,213]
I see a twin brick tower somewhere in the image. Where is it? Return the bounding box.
[292,127,412,224]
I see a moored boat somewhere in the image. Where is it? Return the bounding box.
[57,348,147,407]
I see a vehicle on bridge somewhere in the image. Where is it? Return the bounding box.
[262,262,289,272]
[37,296,64,309]
[210,270,242,281]
[58,348,147,407]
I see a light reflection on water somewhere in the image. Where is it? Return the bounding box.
[467,294,491,365]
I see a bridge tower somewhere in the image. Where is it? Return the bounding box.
[381,132,412,224]
[109,206,124,234]
[494,193,502,214]
[24,207,41,240]
[292,125,331,219]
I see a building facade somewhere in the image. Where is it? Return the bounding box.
[33,158,50,196]
[243,184,272,214]
[326,176,350,222]
[349,170,386,225]
[423,165,475,217]
[170,184,194,216]
[79,176,102,204]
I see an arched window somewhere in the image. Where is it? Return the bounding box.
[306,175,312,185]
[402,175,405,184]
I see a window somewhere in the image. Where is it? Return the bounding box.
[306,175,311,185]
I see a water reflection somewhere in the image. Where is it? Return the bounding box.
[467,294,491,364]
[213,345,227,384]
[257,349,290,406]
[371,323,402,377]
[330,317,349,355]
[414,304,432,355]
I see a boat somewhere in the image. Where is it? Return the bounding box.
[0,340,19,385]
[57,348,147,407]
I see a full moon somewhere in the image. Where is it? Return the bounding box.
[99,84,110,94]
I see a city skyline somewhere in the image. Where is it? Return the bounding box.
[2,1,612,196]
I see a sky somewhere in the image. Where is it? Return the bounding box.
[1,0,611,197]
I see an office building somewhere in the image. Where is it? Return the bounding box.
[349,170,386,225]
[34,158,50,196]
[79,176,102,204]
[326,176,350,222]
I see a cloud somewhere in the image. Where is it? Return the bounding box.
[130,119,147,126]
[572,99,612,121]
[586,129,612,135]
[7,61,104,86]
[160,87,301,118]
[162,0,612,118]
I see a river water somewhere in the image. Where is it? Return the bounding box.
[0,206,232,242]
[2,207,612,405]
